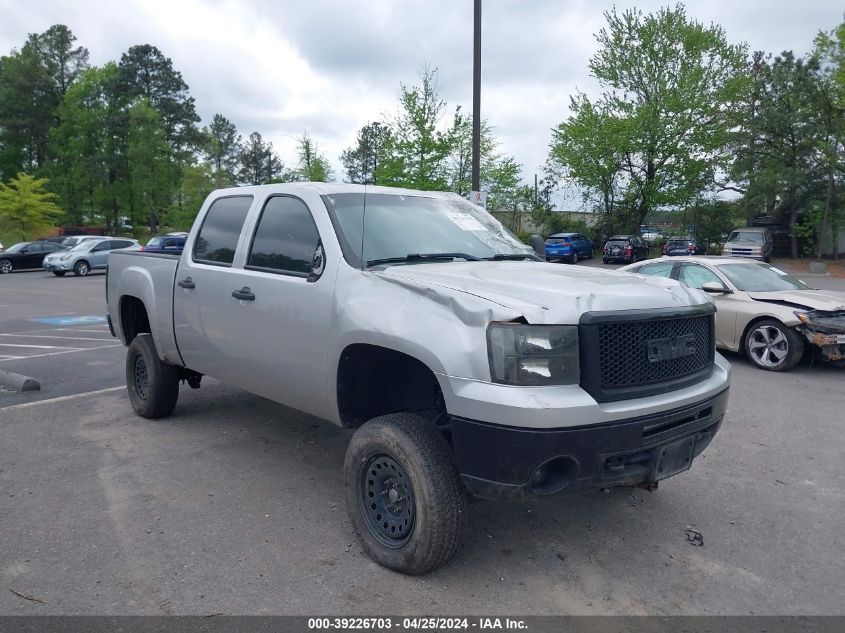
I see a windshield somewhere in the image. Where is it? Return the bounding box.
[719,263,809,292]
[728,231,764,243]
[5,243,29,253]
[70,240,100,252]
[146,237,163,247]
[322,192,533,267]
[668,237,691,244]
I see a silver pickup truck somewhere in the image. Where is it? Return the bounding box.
[106,183,731,574]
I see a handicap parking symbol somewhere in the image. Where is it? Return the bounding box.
[30,315,108,326]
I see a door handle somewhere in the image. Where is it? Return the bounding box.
[232,286,255,301]
[177,277,195,289]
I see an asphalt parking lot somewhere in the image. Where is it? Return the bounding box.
[1,263,843,615]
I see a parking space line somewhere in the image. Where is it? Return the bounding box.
[56,328,112,334]
[0,344,121,362]
[0,342,82,350]
[0,334,114,342]
[0,386,125,412]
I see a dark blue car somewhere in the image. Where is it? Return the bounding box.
[544,232,594,264]
[141,234,186,254]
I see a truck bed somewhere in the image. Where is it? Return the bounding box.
[107,250,183,366]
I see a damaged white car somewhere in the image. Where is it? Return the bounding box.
[622,256,845,371]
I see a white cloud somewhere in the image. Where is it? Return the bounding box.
[1,0,842,185]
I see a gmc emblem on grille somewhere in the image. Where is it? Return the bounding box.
[646,333,697,362]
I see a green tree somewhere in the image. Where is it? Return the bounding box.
[550,5,747,231]
[731,52,819,257]
[47,64,116,224]
[808,27,845,259]
[238,131,283,185]
[168,161,214,230]
[445,106,497,195]
[295,131,334,182]
[0,25,88,178]
[116,44,200,154]
[379,67,453,190]
[340,121,391,184]
[0,172,63,241]
[126,100,175,232]
[549,95,627,230]
[202,113,242,187]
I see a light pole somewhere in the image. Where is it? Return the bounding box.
[471,0,481,193]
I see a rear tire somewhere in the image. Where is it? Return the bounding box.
[602,258,609,265]
[744,319,804,372]
[125,333,179,418]
[569,252,578,265]
[73,260,90,277]
[344,412,467,575]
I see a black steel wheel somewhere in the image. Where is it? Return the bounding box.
[344,412,467,575]
[125,333,179,418]
[359,454,415,548]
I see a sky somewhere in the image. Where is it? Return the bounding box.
[1,0,842,191]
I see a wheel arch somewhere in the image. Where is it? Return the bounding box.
[336,343,447,429]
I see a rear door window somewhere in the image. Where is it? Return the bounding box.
[193,196,253,266]
[636,262,675,278]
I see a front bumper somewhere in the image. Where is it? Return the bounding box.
[43,260,72,271]
[452,388,728,500]
[722,251,765,260]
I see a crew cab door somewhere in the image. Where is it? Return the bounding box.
[173,193,335,417]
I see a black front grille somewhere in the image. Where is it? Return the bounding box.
[579,306,715,402]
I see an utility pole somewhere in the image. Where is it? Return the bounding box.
[471,0,481,193]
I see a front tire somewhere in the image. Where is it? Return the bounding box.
[52,271,66,277]
[125,333,179,418]
[344,413,467,575]
[744,319,804,372]
[0,259,12,274]
[73,260,90,277]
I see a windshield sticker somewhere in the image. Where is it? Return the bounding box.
[444,211,486,232]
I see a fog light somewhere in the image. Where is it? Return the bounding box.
[529,456,579,495]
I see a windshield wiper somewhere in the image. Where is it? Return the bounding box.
[366,252,482,267]
[484,253,542,261]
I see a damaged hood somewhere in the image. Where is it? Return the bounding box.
[378,261,708,324]
[747,289,845,312]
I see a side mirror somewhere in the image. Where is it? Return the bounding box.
[701,281,731,294]
[307,244,325,283]
[529,235,546,259]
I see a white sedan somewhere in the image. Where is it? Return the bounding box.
[620,256,845,371]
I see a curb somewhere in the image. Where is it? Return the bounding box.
[0,369,41,393]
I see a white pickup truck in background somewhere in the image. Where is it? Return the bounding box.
[106,183,731,574]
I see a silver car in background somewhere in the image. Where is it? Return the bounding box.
[43,236,139,277]
[722,228,773,262]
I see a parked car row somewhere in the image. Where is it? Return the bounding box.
[0,232,186,276]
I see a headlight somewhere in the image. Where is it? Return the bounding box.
[794,311,811,324]
[487,323,579,385]
[59,254,71,261]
